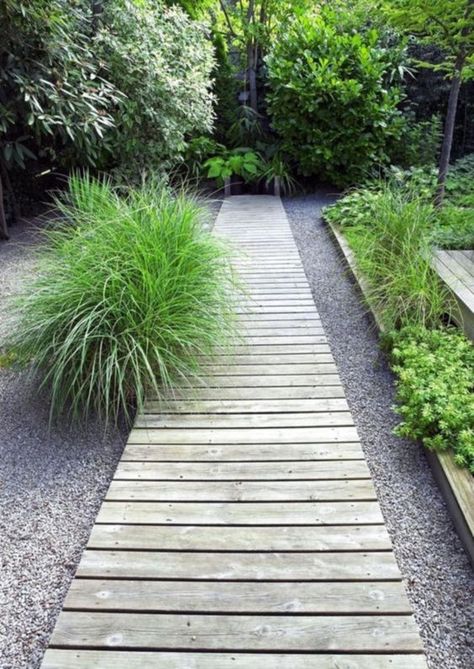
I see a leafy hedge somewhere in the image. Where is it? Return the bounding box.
[96,0,215,178]
[390,327,474,472]
[266,11,403,186]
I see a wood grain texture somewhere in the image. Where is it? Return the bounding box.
[42,651,427,669]
[114,459,371,479]
[42,195,425,667]
[96,500,383,525]
[105,479,376,502]
[49,612,423,652]
[87,524,393,551]
[64,579,411,613]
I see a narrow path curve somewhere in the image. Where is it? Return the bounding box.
[42,195,426,668]
[284,192,474,669]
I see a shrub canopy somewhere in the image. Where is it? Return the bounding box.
[266,11,404,186]
[96,0,216,178]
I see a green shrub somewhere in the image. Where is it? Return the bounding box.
[390,326,474,472]
[324,188,383,228]
[432,205,474,250]
[328,183,452,329]
[7,174,238,423]
[204,149,265,185]
[445,153,474,208]
[387,114,442,169]
[96,0,215,178]
[266,11,404,186]
[326,158,474,251]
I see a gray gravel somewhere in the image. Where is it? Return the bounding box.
[0,218,128,668]
[1,197,473,667]
[284,192,474,669]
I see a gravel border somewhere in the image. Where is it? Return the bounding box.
[284,193,474,669]
[0,218,130,668]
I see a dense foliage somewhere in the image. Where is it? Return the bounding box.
[0,1,118,169]
[96,0,215,178]
[326,183,451,329]
[390,326,474,472]
[325,171,473,470]
[384,0,474,203]
[266,11,404,186]
[325,155,474,250]
[6,175,238,423]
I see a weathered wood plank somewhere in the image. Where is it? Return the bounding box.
[238,314,321,323]
[199,353,335,364]
[64,579,411,613]
[120,442,364,462]
[195,363,337,374]
[42,650,428,669]
[87,523,392,551]
[134,412,354,429]
[105,479,376,502]
[49,612,423,652]
[127,426,359,444]
[159,385,347,400]
[144,398,349,413]
[78,550,399,580]
[240,329,326,338]
[96,501,382,525]
[241,337,328,345]
[164,374,341,388]
[115,460,370,479]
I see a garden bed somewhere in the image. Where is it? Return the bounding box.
[327,218,474,566]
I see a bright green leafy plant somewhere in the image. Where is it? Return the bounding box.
[266,10,404,186]
[204,149,265,185]
[6,174,239,424]
[390,326,474,471]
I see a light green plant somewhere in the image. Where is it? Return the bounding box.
[204,149,265,185]
[432,205,474,249]
[390,326,474,471]
[96,0,216,179]
[6,174,239,424]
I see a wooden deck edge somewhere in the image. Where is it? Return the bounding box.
[431,253,474,340]
[325,217,474,567]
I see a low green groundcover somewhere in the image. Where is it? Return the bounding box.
[390,327,474,473]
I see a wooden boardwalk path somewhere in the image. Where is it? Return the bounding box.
[42,196,426,668]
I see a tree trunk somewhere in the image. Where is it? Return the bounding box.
[0,172,10,241]
[91,1,104,34]
[434,55,465,207]
[247,42,258,113]
[246,0,258,113]
[0,158,20,225]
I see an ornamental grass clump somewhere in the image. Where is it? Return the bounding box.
[8,174,238,423]
[337,183,453,330]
